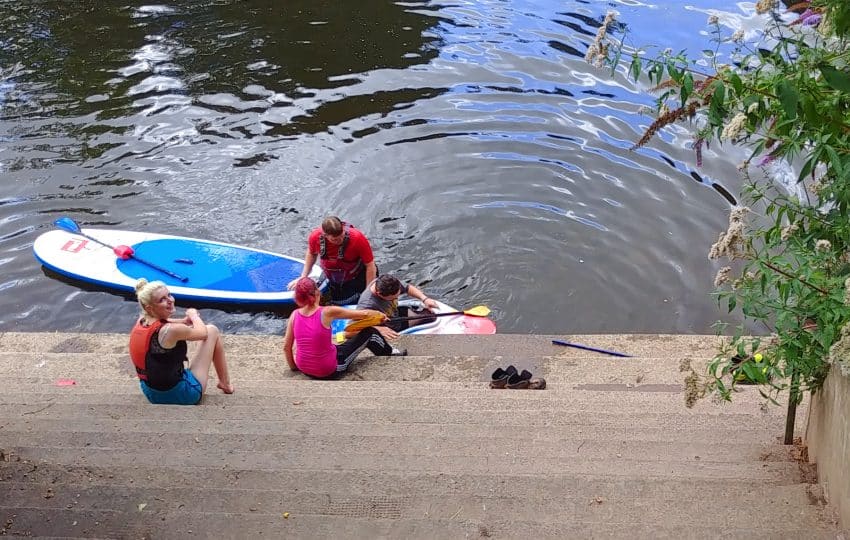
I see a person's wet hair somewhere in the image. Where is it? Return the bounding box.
[375,275,402,297]
[321,216,344,236]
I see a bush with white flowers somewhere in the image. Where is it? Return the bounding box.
[591,0,850,406]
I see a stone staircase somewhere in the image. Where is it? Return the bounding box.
[0,332,843,539]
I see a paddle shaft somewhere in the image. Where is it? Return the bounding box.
[388,310,471,323]
[73,230,189,283]
[552,339,632,358]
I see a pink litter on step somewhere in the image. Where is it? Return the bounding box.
[55,379,76,386]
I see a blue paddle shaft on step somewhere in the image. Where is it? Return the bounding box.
[53,217,188,283]
[552,339,632,357]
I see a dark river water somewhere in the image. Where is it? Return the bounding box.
[0,0,757,335]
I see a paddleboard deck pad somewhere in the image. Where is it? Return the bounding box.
[33,228,325,305]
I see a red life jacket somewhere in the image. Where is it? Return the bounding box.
[128,319,164,381]
[319,222,364,283]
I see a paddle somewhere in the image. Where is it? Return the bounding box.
[53,217,189,283]
[552,339,632,358]
[344,305,491,333]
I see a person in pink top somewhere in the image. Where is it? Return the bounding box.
[283,278,405,379]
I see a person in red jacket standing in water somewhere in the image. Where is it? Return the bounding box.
[288,215,377,305]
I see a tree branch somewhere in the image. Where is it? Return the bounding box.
[762,261,830,295]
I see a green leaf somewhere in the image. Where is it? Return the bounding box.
[630,57,641,81]
[712,82,726,107]
[800,95,819,123]
[775,80,798,120]
[819,64,850,93]
[729,73,743,96]
[681,73,693,106]
[648,63,661,85]
[741,362,767,384]
[611,49,622,73]
[779,281,789,303]
[798,154,817,183]
[708,82,726,126]
[667,61,683,83]
[826,146,844,177]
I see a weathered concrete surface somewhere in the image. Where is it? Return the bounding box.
[806,367,850,528]
[0,332,845,539]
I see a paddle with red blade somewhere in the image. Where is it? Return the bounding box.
[53,217,189,283]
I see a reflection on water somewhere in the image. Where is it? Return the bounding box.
[0,0,760,334]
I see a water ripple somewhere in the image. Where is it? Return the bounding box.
[474,200,608,231]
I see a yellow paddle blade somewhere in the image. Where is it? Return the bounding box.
[464,305,491,317]
[343,313,385,333]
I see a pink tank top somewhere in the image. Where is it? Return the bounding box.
[292,307,337,377]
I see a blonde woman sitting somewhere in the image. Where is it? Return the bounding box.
[129,278,234,404]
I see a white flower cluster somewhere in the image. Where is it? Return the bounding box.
[709,206,750,260]
[816,239,832,252]
[755,0,776,15]
[585,12,617,68]
[780,222,799,241]
[721,112,747,141]
[714,266,732,287]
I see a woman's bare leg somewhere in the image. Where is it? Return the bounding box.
[189,324,233,393]
[211,327,233,393]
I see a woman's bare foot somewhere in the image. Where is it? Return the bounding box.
[217,381,235,394]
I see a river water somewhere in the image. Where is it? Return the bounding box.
[0,0,759,335]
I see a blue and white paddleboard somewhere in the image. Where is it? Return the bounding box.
[33,228,325,305]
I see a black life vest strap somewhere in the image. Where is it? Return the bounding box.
[319,223,351,260]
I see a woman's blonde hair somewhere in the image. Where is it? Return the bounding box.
[135,278,167,314]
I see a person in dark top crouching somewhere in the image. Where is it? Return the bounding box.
[128,278,234,405]
[346,274,438,351]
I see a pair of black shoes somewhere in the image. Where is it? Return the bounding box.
[489,365,546,390]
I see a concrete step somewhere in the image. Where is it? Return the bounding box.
[2,443,803,482]
[0,331,723,358]
[0,478,832,532]
[0,428,794,465]
[0,416,790,448]
[0,380,795,424]
[0,384,785,413]
[0,400,787,432]
[0,460,812,500]
[0,506,836,540]
[0,351,718,385]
